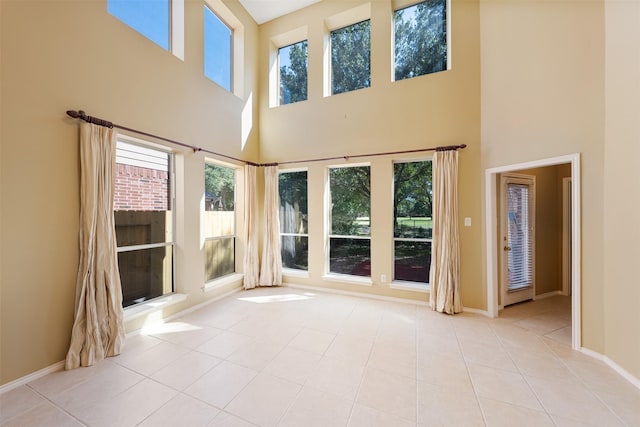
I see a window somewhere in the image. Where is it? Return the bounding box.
[108,0,170,50]
[328,165,371,276]
[279,170,309,270]
[330,20,371,95]
[204,5,232,91]
[394,0,447,81]
[279,40,308,105]
[204,162,236,282]
[393,160,432,283]
[114,140,174,307]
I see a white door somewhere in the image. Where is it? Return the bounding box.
[500,174,535,307]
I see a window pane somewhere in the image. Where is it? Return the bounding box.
[281,236,308,270]
[394,0,447,81]
[108,0,170,50]
[330,166,370,236]
[115,142,172,246]
[331,20,371,95]
[119,246,173,307]
[330,238,370,276]
[279,41,308,105]
[393,161,432,238]
[394,241,431,283]
[279,171,308,234]
[204,6,232,91]
[204,163,235,237]
[205,238,235,281]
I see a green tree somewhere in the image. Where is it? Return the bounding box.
[331,20,371,95]
[394,161,432,238]
[394,0,447,81]
[280,40,308,105]
[330,166,371,235]
[205,163,234,211]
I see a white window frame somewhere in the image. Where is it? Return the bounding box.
[115,135,177,307]
[278,168,309,274]
[390,158,432,292]
[203,159,239,285]
[269,26,309,108]
[204,0,244,97]
[323,3,372,97]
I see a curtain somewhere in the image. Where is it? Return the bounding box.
[259,166,282,286]
[66,123,126,370]
[429,149,462,314]
[243,165,260,289]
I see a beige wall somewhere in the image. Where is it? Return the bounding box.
[258,0,483,307]
[0,0,259,385]
[603,0,640,380]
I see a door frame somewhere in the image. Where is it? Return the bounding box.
[562,177,572,296]
[500,173,536,307]
[485,153,581,350]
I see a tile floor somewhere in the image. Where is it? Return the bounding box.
[1,287,639,427]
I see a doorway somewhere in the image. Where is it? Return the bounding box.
[485,154,581,350]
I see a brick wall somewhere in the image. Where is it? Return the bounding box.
[114,164,170,211]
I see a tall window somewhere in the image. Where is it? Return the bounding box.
[394,0,447,81]
[114,140,174,307]
[329,166,371,276]
[279,171,309,270]
[279,40,308,105]
[330,20,371,95]
[108,0,170,51]
[393,160,432,283]
[204,5,232,91]
[204,163,236,281]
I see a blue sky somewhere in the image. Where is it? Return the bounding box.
[108,0,170,50]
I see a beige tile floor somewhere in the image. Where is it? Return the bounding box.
[2,287,639,426]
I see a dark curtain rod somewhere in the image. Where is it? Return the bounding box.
[66,109,466,167]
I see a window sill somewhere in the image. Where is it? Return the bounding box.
[390,281,430,293]
[322,273,373,287]
[282,268,309,279]
[203,273,245,293]
[124,293,188,322]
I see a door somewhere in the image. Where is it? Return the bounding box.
[500,174,535,306]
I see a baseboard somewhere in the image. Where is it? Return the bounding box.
[0,360,65,395]
[534,290,563,300]
[462,306,491,317]
[580,347,640,390]
[284,283,429,307]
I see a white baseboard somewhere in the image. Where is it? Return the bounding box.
[462,306,491,317]
[535,290,563,300]
[580,347,640,390]
[0,361,65,395]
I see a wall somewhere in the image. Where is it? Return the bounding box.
[480,0,606,354]
[603,0,640,380]
[0,0,259,385]
[258,0,483,306]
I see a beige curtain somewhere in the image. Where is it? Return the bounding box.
[429,149,462,314]
[243,165,260,289]
[259,166,282,286]
[66,123,126,370]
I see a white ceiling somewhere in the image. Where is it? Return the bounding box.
[238,0,322,24]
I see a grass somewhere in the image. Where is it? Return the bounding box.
[355,216,432,228]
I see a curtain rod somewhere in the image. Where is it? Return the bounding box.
[66,109,466,167]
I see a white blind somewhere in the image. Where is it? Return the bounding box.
[506,183,533,291]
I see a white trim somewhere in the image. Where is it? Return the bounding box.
[286,283,428,306]
[534,290,563,300]
[203,273,244,292]
[389,281,429,293]
[580,347,640,390]
[485,153,581,348]
[171,0,185,60]
[562,177,572,296]
[462,306,491,317]
[0,361,65,395]
[123,293,188,322]
[282,268,309,279]
[322,273,373,286]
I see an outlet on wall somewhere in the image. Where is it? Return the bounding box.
[380,274,387,283]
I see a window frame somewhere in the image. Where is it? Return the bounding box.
[203,0,245,97]
[323,3,372,97]
[325,163,372,285]
[269,26,308,108]
[278,168,309,273]
[391,158,433,290]
[203,160,238,284]
[391,0,450,82]
[114,136,177,308]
